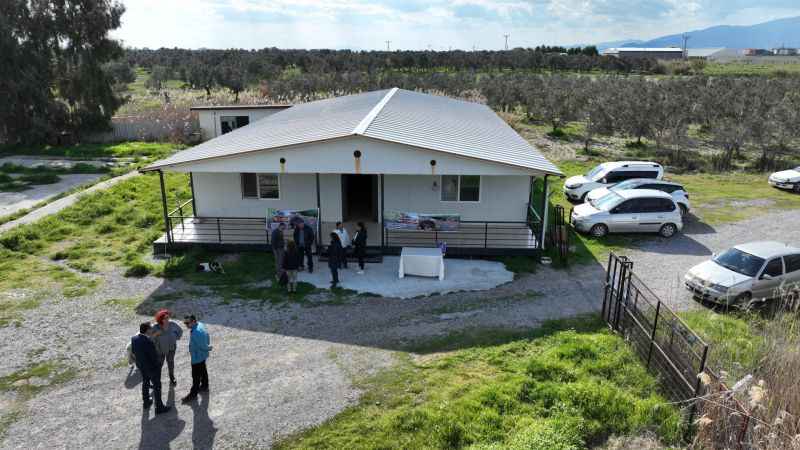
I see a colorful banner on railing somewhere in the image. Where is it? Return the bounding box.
[267,208,319,231]
[383,211,460,231]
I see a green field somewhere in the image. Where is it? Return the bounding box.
[276,317,682,450]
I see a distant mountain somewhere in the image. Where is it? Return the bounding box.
[598,16,800,50]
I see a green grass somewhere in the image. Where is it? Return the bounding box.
[0,141,179,162]
[703,61,800,77]
[0,360,78,398]
[0,295,41,328]
[276,316,682,450]
[680,311,761,381]
[102,297,142,312]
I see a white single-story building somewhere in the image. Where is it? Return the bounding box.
[191,104,291,141]
[144,88,562,256]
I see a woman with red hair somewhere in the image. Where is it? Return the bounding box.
[151,309,183,386]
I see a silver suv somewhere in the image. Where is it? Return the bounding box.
[570,189,683,238]
[685,241,800,305]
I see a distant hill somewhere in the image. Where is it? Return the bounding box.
[597,16,800,50]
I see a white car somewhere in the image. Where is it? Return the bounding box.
[563,161,663,202]
[769,167,800,193]
[570,189,683,238]
[585,179,691,216]
[685,241,800,305]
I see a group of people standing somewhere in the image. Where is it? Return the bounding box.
[128,310,212,414]
[270,219,368,291]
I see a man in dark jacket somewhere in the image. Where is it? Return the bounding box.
[328,232,344,288]
[270,223,286,279]
[131,322,171,414]
[293,221,315,273]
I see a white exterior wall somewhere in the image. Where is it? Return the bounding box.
[193,172,342,221]
[384,175,530,222]
[197,109,286,141]
[164,136,535,177]
[192,172,531,223]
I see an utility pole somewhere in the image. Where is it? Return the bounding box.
[503,34,510,50]
[385,40,391,51]
[681,34,690,60]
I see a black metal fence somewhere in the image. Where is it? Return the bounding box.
[602,253,709,407]
[546,204,569,264]
[383,219,541,256]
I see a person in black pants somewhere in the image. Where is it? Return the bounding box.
[328,232,344,288]
[131,322,171,414]
[353,222,368,274]
[293,221,315,273]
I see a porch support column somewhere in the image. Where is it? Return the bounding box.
[540,175,549,251]
[380,174,385,251]
[158,170,172,245]
[189,172,197,217]
[316,173,321,254]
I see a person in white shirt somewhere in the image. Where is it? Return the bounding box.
[333,222,351,269]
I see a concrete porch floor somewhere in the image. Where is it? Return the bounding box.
[298,255,514,299]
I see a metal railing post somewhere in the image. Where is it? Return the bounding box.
[178,204,185,231]
[688,344,710,431]
[646,301,661,368]
[217,218,222,243]
[484,223,488,248]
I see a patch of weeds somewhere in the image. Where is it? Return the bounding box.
[0,181,30,192]
[275,315,682,450]
[0,360,79,398]
[0,408,22,441]
[103,297,142,312]
[0,297,41,328]
[19,173,60,185]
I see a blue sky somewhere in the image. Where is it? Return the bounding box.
[114,0,800,49]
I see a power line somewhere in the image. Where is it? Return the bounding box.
[681,34,690,60]
[385,40,391,51]
[503,34,510,51]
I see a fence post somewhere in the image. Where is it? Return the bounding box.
[484,223,488,248]
[602,253,615,321]
[688,344,710,431]
[178,203,185,231]
[646,301,661,368]
[217,218,222,243]
[613,258,633,331]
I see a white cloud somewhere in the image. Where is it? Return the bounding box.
[113,0,800,49]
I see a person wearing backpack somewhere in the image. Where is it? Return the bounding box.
[282,240,302,293]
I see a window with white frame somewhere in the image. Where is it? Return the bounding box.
[241,173,280,199]
[440,175,480,202]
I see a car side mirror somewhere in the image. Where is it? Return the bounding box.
[760,274,774,281]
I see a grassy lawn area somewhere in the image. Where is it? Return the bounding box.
[702,61,800,77]
[0,141,179,163]
[551,159,800,265]
[276,316,682,450]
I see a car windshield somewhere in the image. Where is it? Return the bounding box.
[610,179,641,190]
[713,248,765,277]
[590,192,622,211]
[585,165,606,180]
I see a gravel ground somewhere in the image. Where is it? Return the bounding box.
[3,208,797,448]
[615,209,800,311]
[0,257,602,449]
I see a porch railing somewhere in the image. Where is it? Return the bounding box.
[384,219,542,253]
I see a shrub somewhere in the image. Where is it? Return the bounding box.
[19,173,60,185]
[124,260,152,277]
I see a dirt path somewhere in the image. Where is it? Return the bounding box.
[0,171,138,234]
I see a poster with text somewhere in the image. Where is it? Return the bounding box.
[267,208,319,231]
[383,211,460,231]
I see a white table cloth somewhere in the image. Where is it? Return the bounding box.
[398,247,445,280]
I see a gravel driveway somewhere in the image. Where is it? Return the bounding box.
[0,257,602,449]
[618,209,800,311]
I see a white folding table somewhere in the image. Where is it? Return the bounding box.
[398,247,445,281]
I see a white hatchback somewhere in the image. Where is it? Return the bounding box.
[563,161,663,202]
[570,189,683,238]
[769,166,800,193]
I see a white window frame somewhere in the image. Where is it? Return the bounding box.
[241,173,281,200]
[440,175,481,203]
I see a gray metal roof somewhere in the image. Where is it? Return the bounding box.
[189,105,291,111]
[145,88,562,175]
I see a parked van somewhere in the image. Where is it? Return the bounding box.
[570,189,682,238]
[563,161,663,202]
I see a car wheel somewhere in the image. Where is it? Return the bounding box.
[733,292,752,306]
[589,224,608,238]
[580,192,588,203]
[658,223,677,238]
[679,204,689,217]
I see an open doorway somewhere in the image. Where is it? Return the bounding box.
[341,174,378,222]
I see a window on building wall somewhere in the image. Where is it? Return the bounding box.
[440,175,481,202]
[241,173,279,199]
[221,115,250,134]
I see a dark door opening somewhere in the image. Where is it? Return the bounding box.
[342,174,378,222]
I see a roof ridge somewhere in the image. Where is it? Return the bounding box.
[352,87,398,135]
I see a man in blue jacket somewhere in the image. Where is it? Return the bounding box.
[181,315,211,403]
[131,323,171,414]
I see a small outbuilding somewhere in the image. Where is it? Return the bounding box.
[144,88,562,257]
